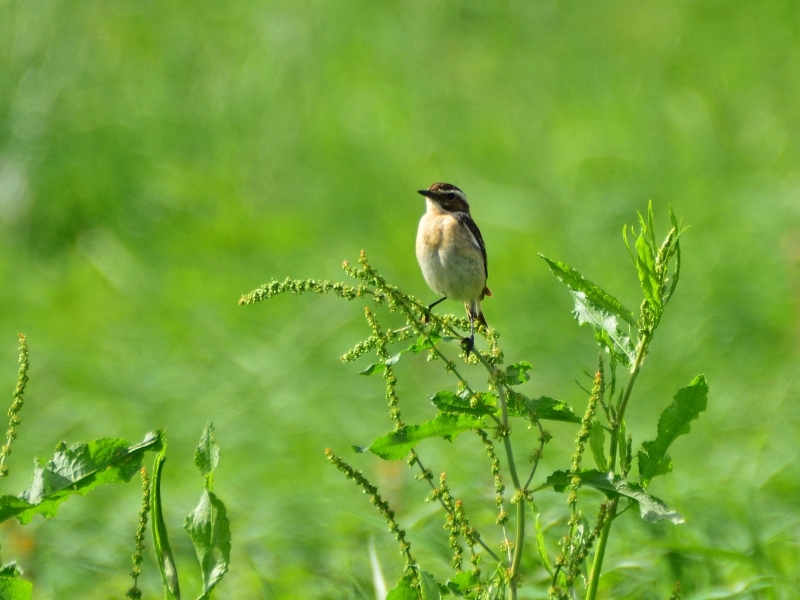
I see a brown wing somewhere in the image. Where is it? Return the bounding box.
[456,212,488,279]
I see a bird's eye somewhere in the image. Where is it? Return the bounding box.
[447,193,456,200]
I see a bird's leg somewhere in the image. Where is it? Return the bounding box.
[463,311,476,355]
[423,296,447,324]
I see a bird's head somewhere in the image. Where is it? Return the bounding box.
[417,183,470,213]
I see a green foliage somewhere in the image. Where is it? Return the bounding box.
[386,576,418,600]
[125,468,151,600]
[241,206,706,600]
[194,422,220,479]
[0,1,796,596]
[430,390,496,418]
[521,396,582,424]
[540,255,636,366]
[185,423,231,600]
[623,203,685,329]
[366,414,485,461]
[0,334,29,480]
[0,432,162,525]
[541,469,683,524]
[150,425,232,600]
[588,420,607,472]
[419,571,441,600]
[504,362,534,385]
[539,257,637,327]
[151,447,181,600]
[0,563,32,600]
[638,375,709,487]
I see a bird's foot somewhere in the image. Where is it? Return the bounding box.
[461,335,475,356]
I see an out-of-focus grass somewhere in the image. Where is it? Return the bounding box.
[0,0,798,598]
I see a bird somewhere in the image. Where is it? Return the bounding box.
[416,182,492,353]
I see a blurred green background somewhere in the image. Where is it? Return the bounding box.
[1,0,799,598]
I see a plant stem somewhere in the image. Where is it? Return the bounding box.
[474,352,524,599]
[413,452,502,563]
[585,333,651,600]
[584,498,616,600]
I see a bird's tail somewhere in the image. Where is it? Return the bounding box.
[466,300,488,329]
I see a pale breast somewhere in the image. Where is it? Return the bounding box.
[416,213,486,302]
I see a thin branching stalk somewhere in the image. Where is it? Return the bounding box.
[585,333,650,600]
[125,467,151,600]
[0,334,29,478]
[326,449,418,581]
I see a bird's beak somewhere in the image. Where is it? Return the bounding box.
[417,190,433,198]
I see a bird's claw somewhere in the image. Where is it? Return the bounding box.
[462,335,475,356]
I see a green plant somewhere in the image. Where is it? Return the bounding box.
[241,204,706,599]
[148,422,231,600]
[0,337,231,600]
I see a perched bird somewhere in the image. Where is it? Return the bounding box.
[416,182,492,352]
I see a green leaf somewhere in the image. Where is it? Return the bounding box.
[368,414,484,461]
[634,228,661,318]
[0,563,21,578]
[618,419,628,474]
[504,361,533,385]
[359,363,386,376]
[0,576,32,600]
[572,291,636,367]
[194,423,220,480]
[539,469,684,524]
[420,572,441,600]
[534,513,553,576]
[360,333,457,376]
[386,576,419,600]
[0,432,163,525]
[152,447,181,600]
[408,332,456,353]
[589,420,607,471]
[446,570,479,594]
[523,396,582,424]
[359,352,405,376]
[184,489,231,600]
[638,375,709,487]
[540,256,637,326]
[430,391,495,417]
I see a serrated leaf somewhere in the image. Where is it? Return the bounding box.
[420,571,441,600]
[638,375,709,487]
[152,447,181,600]
[386,576,418,600]
[534,513,553,576]
[540,256,637,326]
[539,469,683,524]
[505,362,533,385]
[591,326,635,368]
[430,390,495,417]
[368,414,484,461]
[572,291,636,367]
[0,432,163,525]
[0,576,32,600]
[589,420,607,471]
[194,423,220,479]
[523,396,582,424]
[185,489,231,600]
